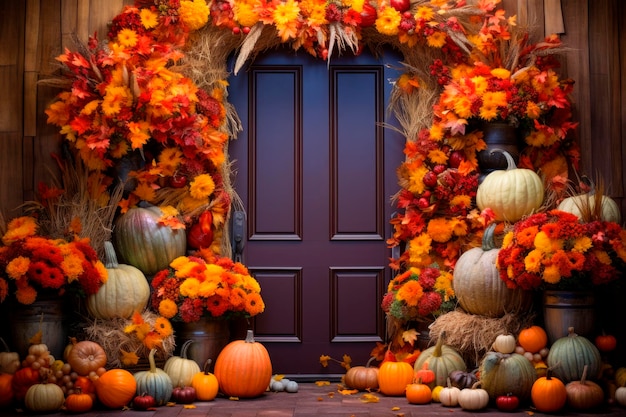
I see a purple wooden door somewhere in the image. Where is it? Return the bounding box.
[228,49,403,377]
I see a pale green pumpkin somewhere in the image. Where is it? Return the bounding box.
[479,351,537,401]
[414,333,466,388]
[133,349,173,406]
[546,327,602,384]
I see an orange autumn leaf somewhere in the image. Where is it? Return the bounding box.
[338,389,358,395]
[360,393,380,403]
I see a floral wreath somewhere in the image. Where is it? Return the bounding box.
[45,0,579,323]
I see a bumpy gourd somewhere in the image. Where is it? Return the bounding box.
[479,351,537,401]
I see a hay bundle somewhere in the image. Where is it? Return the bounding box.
[83,311,175,370]
[429,310,534,368]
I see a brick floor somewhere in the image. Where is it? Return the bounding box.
[4,382,626,417]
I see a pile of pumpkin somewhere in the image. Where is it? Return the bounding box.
[0,328,279,413]
[342,325,626,413]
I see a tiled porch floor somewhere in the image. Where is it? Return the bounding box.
[4,382,626,417]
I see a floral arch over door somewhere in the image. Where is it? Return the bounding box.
[43,0,581,360]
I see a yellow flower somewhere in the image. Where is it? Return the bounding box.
[117,28,138,47]
[427,31,447,48]
[140,8,159,29]
[179,0,210,32]
[471,76,489,95]
[180,278,201,298]
[102,85,132,116]
[375,7,401,36]
[524,249,543,273]
[61,255,84,282]
[428,149,447,165]
[273,0,300,26]
[450,195,472,208]
[594,250,611,265]
[429,124,444,141]
[409,234,432,256]
[534,231,562,253]
[479,104,499,121]
[415,6,435,21]
[453,96,473,119]
[490,68,511,79]
[572,236,592,253]
[407,164,429,194]
[234,1,260,28]
[158,147,183,176]
[189,174,216,199]
[482,90,508,108]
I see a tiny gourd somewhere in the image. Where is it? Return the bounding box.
[0,338,20,374]
[615,386,626,407]
[285,380,299,393]
[476,149,544,222]
[191,359,219,401]
[133,348,173,406]
[439,378,461,407]
[343,357,379,391]
[457,381,489,411]
[492,333,517,354]
[24,382,65,413]
[164,340,201,388]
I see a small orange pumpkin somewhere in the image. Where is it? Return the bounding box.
[531,368,567,413]
[65,388,94,413]
[191,359,219,401]
[518,326,548,354]
[406,379,432,404]
[66,340,107,377]
[214,330,272,398]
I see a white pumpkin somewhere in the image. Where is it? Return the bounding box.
[557,192,621,223]
[476,149,544,222]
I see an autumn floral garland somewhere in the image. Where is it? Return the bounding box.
[43,0,582,329]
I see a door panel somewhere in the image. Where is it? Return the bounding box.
[229,49,403,376]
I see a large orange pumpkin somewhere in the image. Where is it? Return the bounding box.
[214,330,272,398]
[95,369,137,409]
[378,360,414,396]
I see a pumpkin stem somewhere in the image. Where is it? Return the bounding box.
[365,356,376,368]
[580,364,589,385]
[482,223,498,251]
[567,327,577,337]
[180,340,194,359]
[488,148,516,170]
[202,358,213,375]
[148,348,157,373]
[245,329,255,343]
[104,241,119,269]
[433,332,445,357]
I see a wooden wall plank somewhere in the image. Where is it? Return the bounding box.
[560,0,592,175]
[0,133,26,217]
